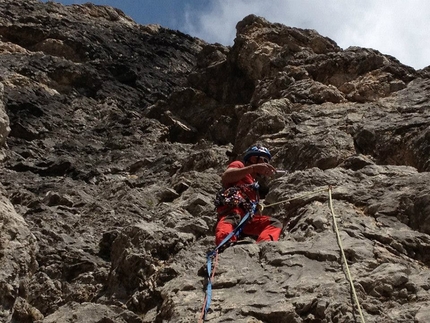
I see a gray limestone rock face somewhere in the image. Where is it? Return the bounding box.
[0,2,429,323]
[0,186,39,321]
[0,83,11,147]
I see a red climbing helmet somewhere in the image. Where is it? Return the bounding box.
[243,145,272,163]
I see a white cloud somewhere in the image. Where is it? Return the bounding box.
[181,0,430,69]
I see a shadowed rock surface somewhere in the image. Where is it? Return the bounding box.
[0,1,430,322]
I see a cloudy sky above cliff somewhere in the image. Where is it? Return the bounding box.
[44,0,430,70]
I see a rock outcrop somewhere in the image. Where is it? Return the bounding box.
[0,1,429,322]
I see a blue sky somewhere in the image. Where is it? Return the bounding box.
[42,0,208,31]
[41,0,430,70]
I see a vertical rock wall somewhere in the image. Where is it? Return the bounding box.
[0,2,429,323]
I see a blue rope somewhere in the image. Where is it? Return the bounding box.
[202,203,256,320]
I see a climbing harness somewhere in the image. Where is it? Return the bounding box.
[200,185,366,323]
[214,182,260,216]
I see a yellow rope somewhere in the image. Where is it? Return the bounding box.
[263,185,366,322]
[261,187,328,210]
[328,186,366,323]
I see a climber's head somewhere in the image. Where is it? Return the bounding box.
[243,145,272,165]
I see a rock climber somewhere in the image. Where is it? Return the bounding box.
[214,144,283,245]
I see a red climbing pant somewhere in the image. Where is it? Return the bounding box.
[215,213,282,245]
